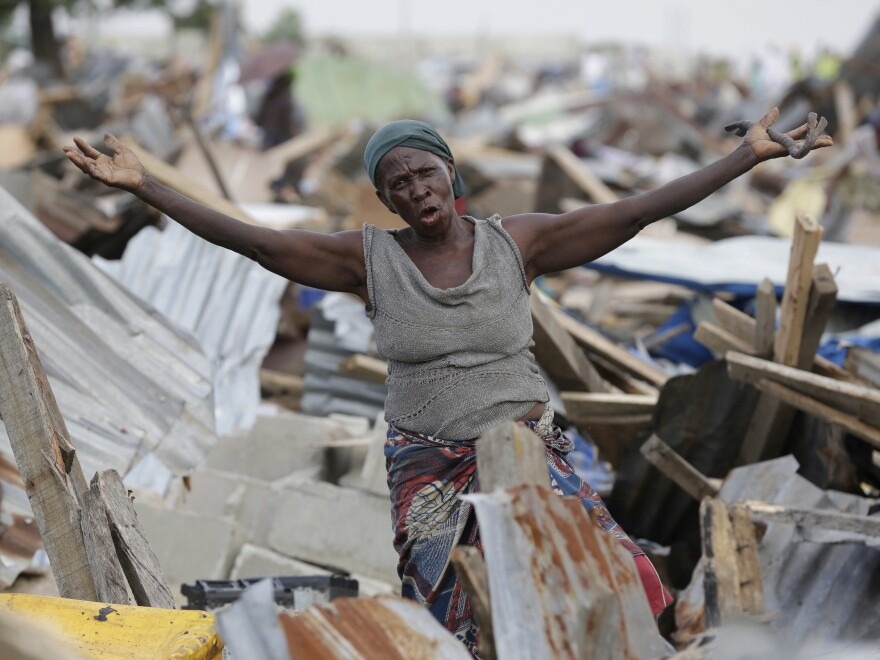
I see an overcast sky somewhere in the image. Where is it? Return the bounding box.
[243,0,878,58]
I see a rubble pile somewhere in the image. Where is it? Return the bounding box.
[1,12,880,659]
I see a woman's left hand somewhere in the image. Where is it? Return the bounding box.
[741,107,833,161]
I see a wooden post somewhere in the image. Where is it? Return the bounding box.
[640,435,720,502]
[0,283,97,601]
[728,505,764,617]
[700,498,741,628]
[93,470,176,609]
[795,264,838,369]
[476,422,547,492]
[738,216,824,464]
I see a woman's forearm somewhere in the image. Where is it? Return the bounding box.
[621,143,758,229]
[136,175,269,260]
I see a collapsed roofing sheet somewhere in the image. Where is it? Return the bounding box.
[590,235,880,303]
[0,186,216,513]
[95,216,290,436]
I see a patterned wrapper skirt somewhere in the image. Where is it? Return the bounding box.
[384,411,671,656]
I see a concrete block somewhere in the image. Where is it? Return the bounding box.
[206,410,342,481]
[267,481,399,584]
[231,544,396,597]
[133,500,239,601]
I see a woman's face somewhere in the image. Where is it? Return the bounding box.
[375,147,457,235]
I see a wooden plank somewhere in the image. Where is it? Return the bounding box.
[844,346,880,388]
[338,354,388,385]
[81,484,131,605]
[263,126,344,170]
[554,309,669,388]
[774,214,823,367]
[726,352,880,427]
[547,145,619,205]
[755,379,880,450]
[590,354,660,396]
[640,435,720,502]
[728,504,764,617]
[574,413,653,426]
[753,278,776,358]
[0,283,97,601]
[562,392,657,418]
[743,500,880,537]
[530,294,613,393]
[694,321,757,357]
[123,140,260,226]
[259,369,304,395]
[476,422,547,492]
[700,498,741,628]
[93,470,176,609]
[795,263,837,369]
[450,547,496,660]
[712,299,757,348]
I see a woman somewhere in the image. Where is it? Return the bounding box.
[65,109,830,655]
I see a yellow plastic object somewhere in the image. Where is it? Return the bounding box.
[0,593,222,659]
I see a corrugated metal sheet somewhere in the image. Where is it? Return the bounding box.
[0,186,216,501]
[676,456,880,645]
[95,212,305,436]
[465,484,667,660]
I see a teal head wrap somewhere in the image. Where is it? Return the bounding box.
[364,120,465,198]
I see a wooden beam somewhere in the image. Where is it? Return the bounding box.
[774,214,823,367]
[263,126,344,170]
[530,293,613,393]
[0,283,97,601]
[81,485,131,605]
[728,504,764,617]
[694,321,757,357]
[554,310,669,388]
[338,354,388,385]
[123,140,260,226]
[726,352,880,427]
[712,299,757,348]
[546,145,619,205]
[93,470,176,609]
[563,392,657,418]
[743,500,880,537]
[640,435,720,502]
[476,422,547,492]
[755,379,880,450]
[700,498,741,629]
[753,278,776,358]
[450,547,496,660]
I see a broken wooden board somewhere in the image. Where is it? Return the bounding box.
[728,504,764,617]
[81,484,131,605]
[338,354,388,385]
[554,308,669,388]
[640,435,720,502]
[0,283,97,601]
[700,498,741,629]
[93,470,175,609]
[450,547,495,660]
[754,278,776,358]
[712,299,757,349]
[742,500,880,538]
[477,422,547,492]
[530,292,613,393]
[467,484,668,659]
[727,352,880,428]
[695,321,757,357]
[562,392,657,420]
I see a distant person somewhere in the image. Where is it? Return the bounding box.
[255,69,302,150]
[822,111,880,240]
[65,108,830,657]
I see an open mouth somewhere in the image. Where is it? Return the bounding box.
[420,206,440,223]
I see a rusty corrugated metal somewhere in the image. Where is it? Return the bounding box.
[278,596,471,659]
[465,484,667,660]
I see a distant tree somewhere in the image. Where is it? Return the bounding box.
[0,0,218,78]
[261,7,304,47]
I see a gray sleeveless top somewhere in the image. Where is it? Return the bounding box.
[363,215,549,440]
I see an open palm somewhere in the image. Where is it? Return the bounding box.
[63,134,147,193]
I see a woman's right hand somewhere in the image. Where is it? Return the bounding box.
[63,133,147,193]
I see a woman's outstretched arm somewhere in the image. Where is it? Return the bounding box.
[503,108,833,282]
[64,134,367,298]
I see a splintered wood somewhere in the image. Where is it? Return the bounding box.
[0,283,97,601]
[640,435,720,502]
